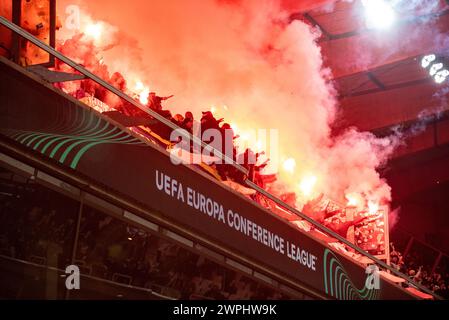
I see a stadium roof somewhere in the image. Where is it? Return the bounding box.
[291,0,449,201]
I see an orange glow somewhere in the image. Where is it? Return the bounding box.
[283,158,296,174]
[134,81,150,105]
[299,175,317,198]
[139,89,150,105]
[54,2,393,243]
[368,201,379,214]
[346,193,360,207]
[85,23,103,41]
[135,81,145,92]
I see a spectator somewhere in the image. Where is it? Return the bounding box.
[181,111,194,133]
[147,92,174,112]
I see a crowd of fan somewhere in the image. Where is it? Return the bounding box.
[390,243,449,298]
[80,87,449,300]
[0,183,76,269]
[2,170,449,299]
[0,181,291,300]
[68,77,270,187]
[75,209,291,300]
[53,34,447,293]
[3,196,449,299]
[72,82,386,245]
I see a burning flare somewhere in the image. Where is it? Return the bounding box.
[283,158,296,174]
[85,23,103,41]
[299,175,317,198]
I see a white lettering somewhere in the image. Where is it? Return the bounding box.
[154,170,316,272]
[155,170,164,191]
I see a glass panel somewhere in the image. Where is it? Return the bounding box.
[75,205,305,300]
[0,165,79,299]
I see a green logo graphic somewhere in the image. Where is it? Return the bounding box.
[323,249,380,300]
[2,112,145,170]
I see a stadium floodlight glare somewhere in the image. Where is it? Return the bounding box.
[420,54,449,84]
[421,54,436,69]
[429,62,443,76]
[362,0,396,30]
[434,69,449,84]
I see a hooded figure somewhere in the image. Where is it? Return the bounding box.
[147,92,173,111]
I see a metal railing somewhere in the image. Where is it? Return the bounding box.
[0,16,247,175]
[0,16,440,299]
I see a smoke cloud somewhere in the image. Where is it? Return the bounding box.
[389,207,401,231]
[56,0,400,208]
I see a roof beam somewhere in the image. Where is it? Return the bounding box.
[339,78,430,98]
[366,72,386,90]
[320,13,449,78]
[336,81,449,161]
[337,82,448,131]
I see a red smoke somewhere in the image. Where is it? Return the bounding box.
[55,0,399,212]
